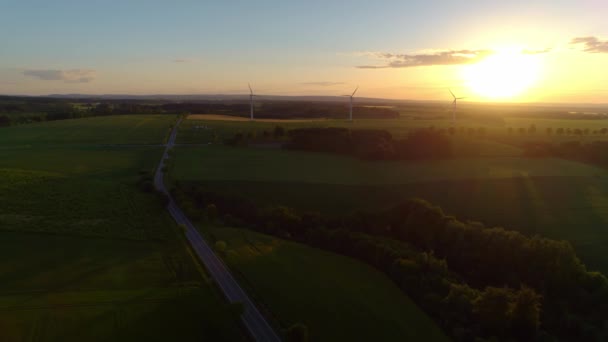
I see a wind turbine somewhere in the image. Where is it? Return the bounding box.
[341,86,359,121]
[248,83,257,120]
[449,89,466,123]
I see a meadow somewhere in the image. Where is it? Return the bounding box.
[201,225,448,342]
[0,116,244,341]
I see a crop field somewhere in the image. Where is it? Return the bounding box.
[0,147,172,239]
[201,225,448,342]
[171,145,603,184]
[171,145,608,273]
[0,115,176,146]
[0,232,244,342]
[0,116,244,341]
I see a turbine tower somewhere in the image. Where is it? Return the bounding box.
[248,83,256,120]
[341,86,359,121]
[449,89,466,123]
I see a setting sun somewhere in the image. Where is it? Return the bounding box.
[462,49,543,100]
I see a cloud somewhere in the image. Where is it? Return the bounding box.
[23,69,96,83]
[357,49,494,69]
[522,48,552,55]
[300,81,345,86]
[570,36,608,53]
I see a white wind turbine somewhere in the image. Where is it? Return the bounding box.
[449,89,466,123]
[341,86,359,121]
[248,83,257,120]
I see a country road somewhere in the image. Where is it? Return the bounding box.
[154,118,281,342]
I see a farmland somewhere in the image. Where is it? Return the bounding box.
[200,225,448,342]
[170,139,608,274]
[0,115,175,146]
[0,232,243,342]
[178,113,608,145]
[0,116,244,341]
[5,109,608,340]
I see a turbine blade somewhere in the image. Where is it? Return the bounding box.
[248,83,253,94]
[352,86,359,97]
[449,89,456,99]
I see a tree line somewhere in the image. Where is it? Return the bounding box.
[286,127,452,160]
[172,185,608,341]
[508,124,608,136]
[0,96,400,127]
[524,140,608,166]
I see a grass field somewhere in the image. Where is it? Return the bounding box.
[0,116,244,341]
[0,115,176,146]
[201,225,448,342]
[171,145,608,273]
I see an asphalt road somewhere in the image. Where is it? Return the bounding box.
[155,118,281,342]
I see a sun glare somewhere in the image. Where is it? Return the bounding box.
[462,49,542,100]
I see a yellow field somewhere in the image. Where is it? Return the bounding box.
[188,114,329,123]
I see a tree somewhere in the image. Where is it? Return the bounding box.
[274,125,286,138]
[546,127,553,135]
[509,287,541,339]
[0,115,10,126]
[205,203,218,222]
[474,287,512,336]
[556,128,565,135]
[285,323,309,342]
[528,124,536,134]
[93,103,113,115]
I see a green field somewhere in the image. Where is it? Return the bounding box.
[202,225,448,342]
[0,232,243,342]
[0,116,244,341]
[171,145,608,273]
[0,146,173,239]
[0,115,176,146]
[171,145,603,184]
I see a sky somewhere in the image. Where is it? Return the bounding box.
[1,0,607,103]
